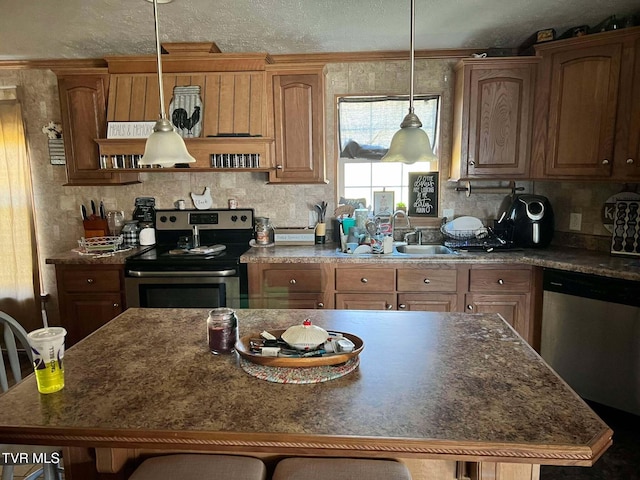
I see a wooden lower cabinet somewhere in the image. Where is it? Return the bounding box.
[335,293,396,310]
[247,262,539,346]
[248,263,331,309]
[55,264,125,346]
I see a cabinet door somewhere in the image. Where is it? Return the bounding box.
[57,74,138,185]
[452,59,536,179]
[335,293,395,311]
[614,34,640,179]
[543,43,622,177]
[60,293,123,346]
[397,293,459,312]
[269,69,326,183]
[464,293,531,343]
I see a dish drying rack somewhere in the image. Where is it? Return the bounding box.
[441,225,512,250]
[77,235,123,253]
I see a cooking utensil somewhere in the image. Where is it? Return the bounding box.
[314,201,327,223]
[99,200,105,219]
[81,205,88,220]
[90,200,97,217]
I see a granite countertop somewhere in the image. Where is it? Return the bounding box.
[45,243,640,281]
[45,246,151,265]
[0,308,611,465]
[241,244,640,281]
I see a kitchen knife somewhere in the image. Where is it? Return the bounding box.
[81,205,87,220]
[99,200,105,219]
[90,200,97,217]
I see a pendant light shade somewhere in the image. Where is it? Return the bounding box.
[139,0,195,167]
[381,0,437,164]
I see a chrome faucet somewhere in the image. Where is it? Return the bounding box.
[403,229,423,245]
[391,210,411,241]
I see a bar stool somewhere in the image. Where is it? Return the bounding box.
[272,457,412,480]
[128,454,267,480]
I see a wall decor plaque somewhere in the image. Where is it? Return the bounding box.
[170,85,203,138]
[408,172,439,217]
[107,122,155,139]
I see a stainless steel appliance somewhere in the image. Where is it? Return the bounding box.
[541,268,640,416]
[497,194,554,248]
[125,209,254,309]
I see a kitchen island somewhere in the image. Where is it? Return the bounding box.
[0,308,611,480]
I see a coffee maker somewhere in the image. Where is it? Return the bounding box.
[496,194,554,248]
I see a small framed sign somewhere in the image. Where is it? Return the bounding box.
[373,191,394,216]
[107,122,155,139]
[408,172,439,217]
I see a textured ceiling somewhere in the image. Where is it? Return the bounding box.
[0,0,638,61]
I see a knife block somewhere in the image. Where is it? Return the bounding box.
[83,219,108,238]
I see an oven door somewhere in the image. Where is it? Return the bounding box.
[125,270,240,309]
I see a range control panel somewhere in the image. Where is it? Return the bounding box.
[155,209,254,231]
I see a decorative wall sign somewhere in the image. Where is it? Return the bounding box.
[408,172,439,217]
[107,122,155,139]
[373,191,394,216]
[170,85,203,138]
[42,121,65,165]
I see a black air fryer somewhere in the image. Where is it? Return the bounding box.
[497,194,554,248]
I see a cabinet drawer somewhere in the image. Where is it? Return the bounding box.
[397,268,458,292]
[335,268,395,292]
[60,268,122,293]
[263,268,322,293]
[469,268,531,293]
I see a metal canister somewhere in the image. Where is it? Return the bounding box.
[122,220,140,247]
[255,217,273,245]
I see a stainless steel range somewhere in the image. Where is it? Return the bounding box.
[125,209,254,309]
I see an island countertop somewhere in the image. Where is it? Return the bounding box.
[0,308,611,479]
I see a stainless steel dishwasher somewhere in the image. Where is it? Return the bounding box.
[541,268,640,416]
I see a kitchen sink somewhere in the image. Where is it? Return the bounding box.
[395,244,457,255]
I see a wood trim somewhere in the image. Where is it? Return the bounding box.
[0,59,107,70]
[0,427,610,466]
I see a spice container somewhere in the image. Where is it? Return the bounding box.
[207,308,238,354]
[122,220,140,247]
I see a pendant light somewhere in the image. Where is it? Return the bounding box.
[139,0,196,167]
[381,0,437,164]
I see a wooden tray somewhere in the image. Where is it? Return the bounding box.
[235,329,364,368]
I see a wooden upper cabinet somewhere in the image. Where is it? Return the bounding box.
[451,58,538,180]
[532,27,640,180]
[107,72,265,137]
[267,65,326,183]
[57,72,139,185]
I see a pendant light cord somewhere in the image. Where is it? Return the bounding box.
[409,0,415,114]
[152,0,167,120]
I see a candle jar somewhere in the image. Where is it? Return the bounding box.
[207,308,238,354]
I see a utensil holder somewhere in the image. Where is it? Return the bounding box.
[83,219,108,238]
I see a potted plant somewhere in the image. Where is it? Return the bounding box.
[396,202,407,213]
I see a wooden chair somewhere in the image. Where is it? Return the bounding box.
[272,457,412,480]
[0,311,63,480]
[128,454,267,480]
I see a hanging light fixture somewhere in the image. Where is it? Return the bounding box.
[381,0,437,164]
[139,0,196,167]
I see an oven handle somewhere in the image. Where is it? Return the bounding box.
[127,269,237,278]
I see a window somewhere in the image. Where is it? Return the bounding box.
[337,95,439,210]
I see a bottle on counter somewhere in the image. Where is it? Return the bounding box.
[138,222,156,246]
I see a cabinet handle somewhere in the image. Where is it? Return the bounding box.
[276,165,283,170]
[360,278,368,283]
[289,279,297,285]
[385,303,393,310]
[317,302,324,308]
[469,159,475,166]
[398,304,406,309]
[467,304,473,311]
[602,159,609,165]
[87,278,94,284]
[423,278,431,284]
[113,303,119,308]
[498,278,504,285]
[627,158,634,164]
